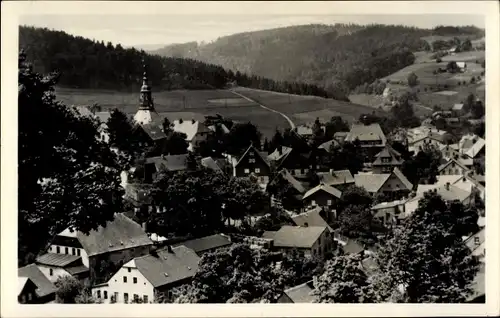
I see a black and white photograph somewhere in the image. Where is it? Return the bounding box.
[2,1,499,316]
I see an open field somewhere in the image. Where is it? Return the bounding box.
[441,51,485,62]
[348,94,385,109]
[420,35,482,46]
[55,87,287,138]
[231,87,386,126]
[419,84,484,110]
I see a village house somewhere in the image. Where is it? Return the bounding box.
[200,156,229,175]
[18,277,39,304]
[35,252,89,284]
[344,123,387,159]
[371,145,404,174]
[45,213,154,285]
[172,118,211,151]
[333,131,348,144]
[464,137,485,159]
[456,62,467,72]
[92,245,200,304]
[438,158,471,176]
[405,183,474,216]
[354,167,413,198]
[408,133,446,154]
[291,206,335,231]
[277,281,315,303]
[141,154,190,183]
[452,103,465,116]
[370,199,407,227]
[316,169,355,191]
[268,146,314,177]
[302,183,342,212]
[18,264,57,304]
[230,143,271,189]
[317,139,340,153]
[417,174,485,201]
[269,168,308,208]
[464,228,485,264]
[172,234,232,257]
[269,225,331,258]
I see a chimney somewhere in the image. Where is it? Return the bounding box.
[167,245,173,253]
[445,182,450,191]
[330,169,334,175]
[192,119,196,124]
[179,118,183,124]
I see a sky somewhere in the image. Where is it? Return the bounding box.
[20,13,485,50]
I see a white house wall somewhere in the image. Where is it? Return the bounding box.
[92,263,155,304]
[37,264,72,283]
[48,244,89,268]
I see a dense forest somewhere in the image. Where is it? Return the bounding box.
[152,23,484,94]
[19,26,339,99]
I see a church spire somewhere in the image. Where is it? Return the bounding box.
[139,58,154,110]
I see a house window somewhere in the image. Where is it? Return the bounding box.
[327,199,332,206]
[114,292,119,302]
[28,293,32,301]
[143,295,148,303]
[65,247,68,254]
[104,291,108,299]
[382,158,390,163]
[123,276,127,283]
[311,200,316,206]
[134,294,139,302]
[21,295,26,303]
[72,248,76,255]
[49,268,53,276]
[133,277,137,284]
[124,293,129,303]
[255,168,260,173]
[244,169,250,174]
[97,290,101,298]
[77,249,81,256]
[249,158,255,163]
[56,246,60,253]
[249,152,254,157]
[128,268,131,273]
[474,237,480,245]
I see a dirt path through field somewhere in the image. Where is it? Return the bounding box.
[230,90,296,129]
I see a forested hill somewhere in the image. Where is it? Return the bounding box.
[151,23,484,94]
[18,26,342,100]
[19,26,231,91]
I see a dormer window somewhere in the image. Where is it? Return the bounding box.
[474,237,480,245]
[249,152,254,157]
[249,158,256,163]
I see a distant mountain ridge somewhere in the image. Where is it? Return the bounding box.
[151,23,484,94]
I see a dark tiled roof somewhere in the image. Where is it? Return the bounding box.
[18,264,57,297]
[75,213,153,256]
[145,154,189,172]
[134,245,200,288]
[273,225,326,249]
[140,122,168,141]
[317,170,355,186]
[283,281,315,303]
[65,265,90,275]
[235,144,270,168]
[36,253,81,267]
[261,231,277,239]
[201,157,224,173]
[173,234,232,254]
[279,169,307,193]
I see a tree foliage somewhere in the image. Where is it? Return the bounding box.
[18,52,124,266]
[224,122,262,155]
[312,254,374,303]
[371,192,480,302]
[174,244,322,303]
[402,144,443,185]
[55,276,100,304]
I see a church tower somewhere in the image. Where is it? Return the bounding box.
[134,59,161,125]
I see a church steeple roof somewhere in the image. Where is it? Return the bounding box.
[139,59,154,110]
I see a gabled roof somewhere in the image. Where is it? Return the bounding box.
[18,277,31,296]
[273,225,326,248]
[134,109,162,126]
[139,122,168,141]
[201,157,225,174]
[345,123,386,145]
[94,111,111,124]
[465,138,485,158]
[172,119,210,141]
[36,253,81,267]
[295,125,314,136]
[131,245,200,288]
[317,170,355,187]
[283,281,315,303]
[421,184,471,202]
[234,144,270,168]
[452,103,464,111]
[208,123,230,134]
[354,173,391,193]
[438,158,470,173]
[65,265,90,275]
[392,167,413,191]
[372,145,403,166]
[292,207,334,233]
[145,154,189,172]
[18,264,57,297]
[276,169,307,193]
[371,199,407,210]
[318,139,339,152]
[303,183,342,200]
[261,231,277,239]
[173,234,232,254]
[67,213,153,257]
[267,146,293,162]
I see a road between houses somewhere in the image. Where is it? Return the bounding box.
[230,90,296,130]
